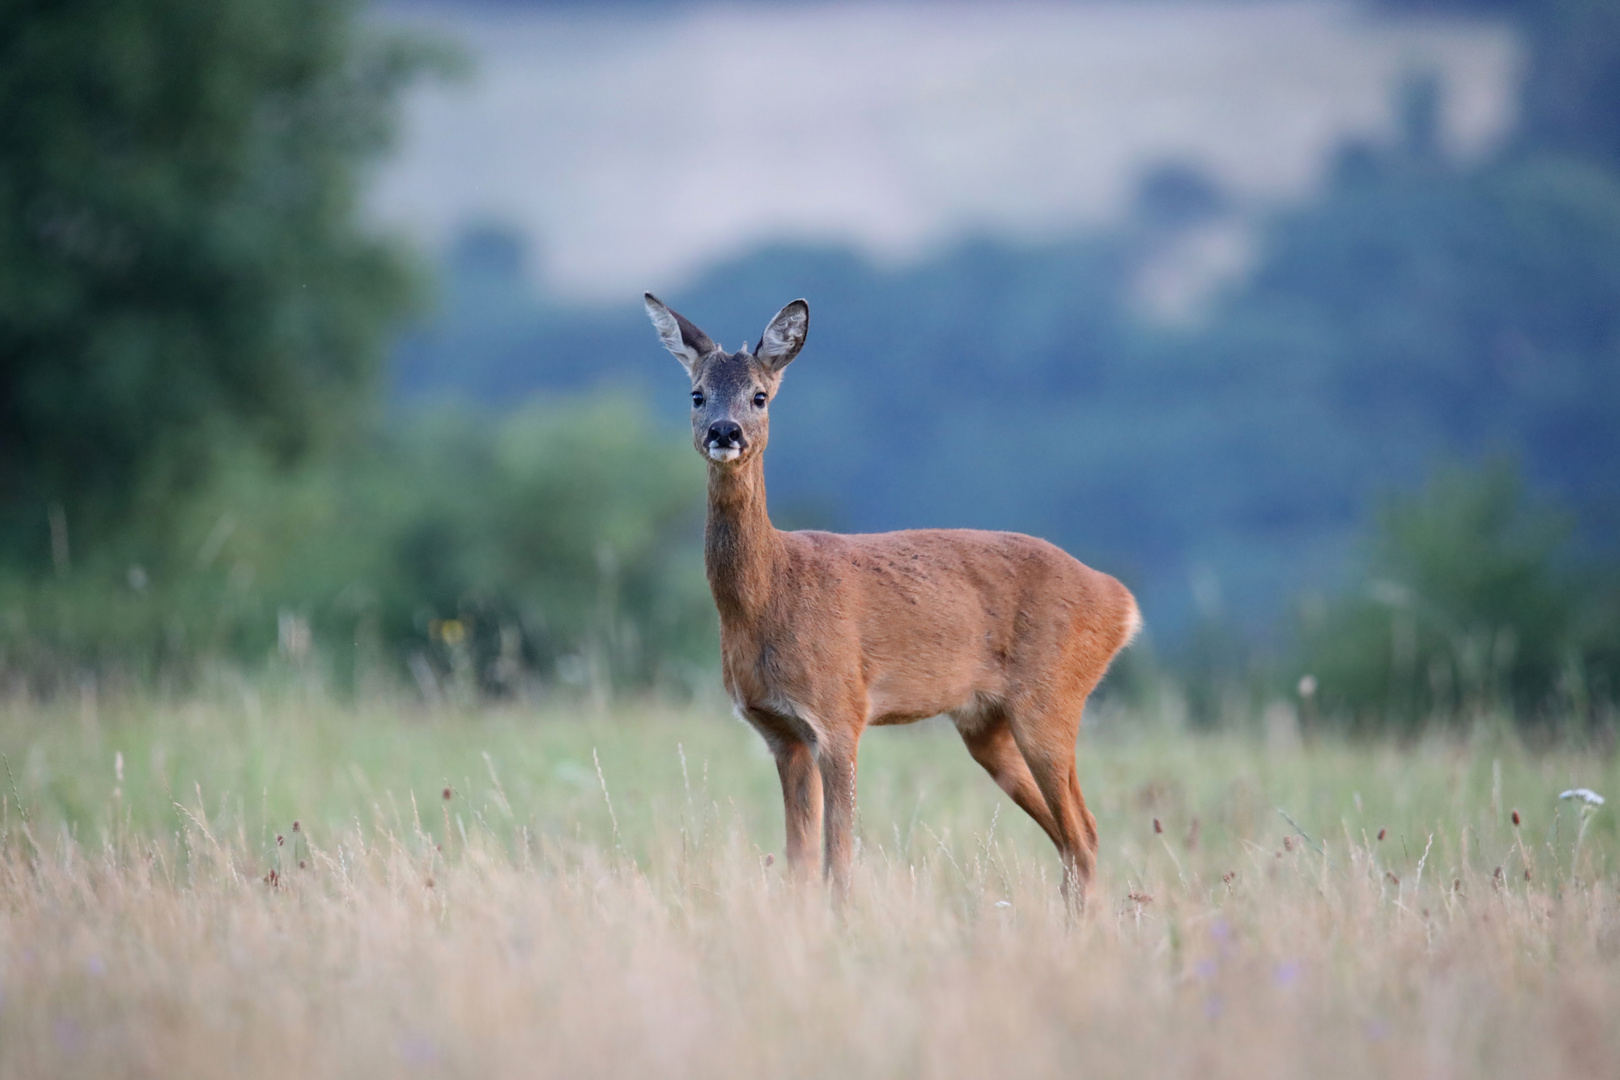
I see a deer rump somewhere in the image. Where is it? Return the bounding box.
[645,291,1140,901]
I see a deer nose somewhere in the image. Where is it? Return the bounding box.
[706,421,746,449]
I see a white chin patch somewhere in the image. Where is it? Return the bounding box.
[706,446,742,462]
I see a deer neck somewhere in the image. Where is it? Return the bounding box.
[704,454,782,623]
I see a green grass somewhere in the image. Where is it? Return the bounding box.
[0,687,1614,1078]
[7,686,1612,883]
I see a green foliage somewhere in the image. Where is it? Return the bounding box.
[0,394,714,697]
[0,0,440,567]
[399,127,1620,643]
[7,0,1620,713]
[1294,461,1616,732]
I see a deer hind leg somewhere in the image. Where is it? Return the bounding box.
[772,738,823,878]
[1006,694,1098,903]
[957,710,1065,851]
[1068,761,1100,856]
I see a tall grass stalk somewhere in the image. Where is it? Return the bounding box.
[0,693,1611,1078]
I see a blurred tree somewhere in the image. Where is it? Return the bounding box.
[0,393,714,697]
[0,0,439,570]
[1518,0,1620,167]
[375,397,712,692]
[1374,0,1620,165]
[1204,81,1620,519]
[1132,160,1229,231]
[1294,460,1614,732]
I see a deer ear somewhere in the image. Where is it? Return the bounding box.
[756,299,809,371]
[644,293,715,372]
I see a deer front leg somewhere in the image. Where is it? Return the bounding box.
[773,739,823,877]
[817,733,860,896]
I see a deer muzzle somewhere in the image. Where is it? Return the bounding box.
[705,421,747,462]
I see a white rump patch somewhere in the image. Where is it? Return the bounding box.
[1122,596,1144,646]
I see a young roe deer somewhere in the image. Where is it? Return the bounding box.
[644,293,1140,900]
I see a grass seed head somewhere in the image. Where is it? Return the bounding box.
[292,820,300,833]
[1153,817,1162,834]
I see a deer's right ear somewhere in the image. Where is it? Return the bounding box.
[644,293,715,373]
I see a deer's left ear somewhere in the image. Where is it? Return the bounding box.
[756,299,809,371]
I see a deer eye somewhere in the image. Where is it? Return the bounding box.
[753,392,767,408]
[691,391,705,408]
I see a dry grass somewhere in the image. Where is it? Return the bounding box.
[0,688,1615,1079]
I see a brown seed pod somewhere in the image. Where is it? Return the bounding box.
[1152,818,1162,834]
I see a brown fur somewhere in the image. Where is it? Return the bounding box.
[646,293,1140,900]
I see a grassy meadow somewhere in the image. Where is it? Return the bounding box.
[0,683,1615,1079]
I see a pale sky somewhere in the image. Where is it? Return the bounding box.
[370,1,1519,302]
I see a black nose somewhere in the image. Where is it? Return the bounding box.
[706,421,746,449]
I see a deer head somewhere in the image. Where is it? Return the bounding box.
[644,293,809,466]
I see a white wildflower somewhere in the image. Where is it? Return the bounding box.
[1558,788,1605,806]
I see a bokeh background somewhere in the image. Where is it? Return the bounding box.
[4,0,1618,735]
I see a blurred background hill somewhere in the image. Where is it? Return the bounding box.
[3,0,1617,733]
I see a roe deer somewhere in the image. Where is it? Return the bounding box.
[644,293,1140,901]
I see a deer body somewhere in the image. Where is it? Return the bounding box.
[647,293,1139,898]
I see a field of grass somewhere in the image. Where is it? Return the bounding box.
[0,684,1615,1078]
